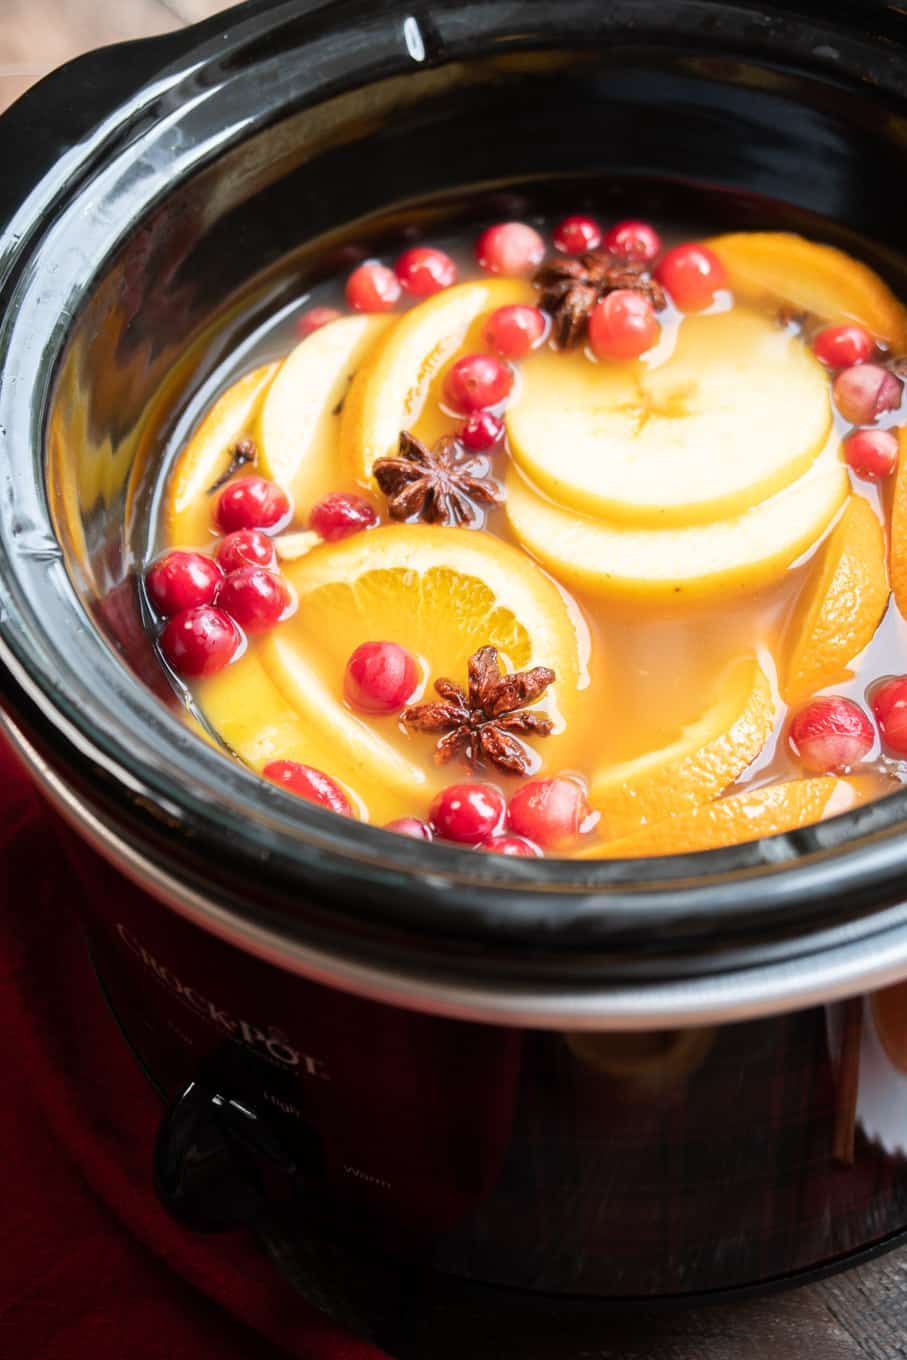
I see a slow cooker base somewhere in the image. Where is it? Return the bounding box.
[90,953,907,1359]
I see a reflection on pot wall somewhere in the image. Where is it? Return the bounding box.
[60,812,907,1297]
[830,984,907,1164]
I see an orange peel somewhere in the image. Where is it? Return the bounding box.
[782,495,888,700]
[707,232,907,349]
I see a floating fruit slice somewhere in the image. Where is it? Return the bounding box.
[889,426,907,617]
[707,232,907,349]
[781,495,888,701]
[505,437,847,600]
[255,645,431,800]
[258,524,584,799]
[341,277,534,486]
[507,309,831,527]
[164,363,279,547]
[197,653,366,817]
[257,314,391,502]
[591,659,774,839]
[588,774,886,859]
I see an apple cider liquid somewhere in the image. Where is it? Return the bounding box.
[144,208,907,857]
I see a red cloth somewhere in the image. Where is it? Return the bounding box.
[0,733,388,1360]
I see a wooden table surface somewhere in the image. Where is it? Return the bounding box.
[3,1,907,1356]
[0,0,245,113]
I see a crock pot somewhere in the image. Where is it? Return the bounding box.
[6,0,907,1353]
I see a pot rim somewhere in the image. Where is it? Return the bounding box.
[11,705,907,1029]
[4,0,907,1012]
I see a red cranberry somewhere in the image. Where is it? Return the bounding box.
[553,214,602,254]
[160,606,241,678]
[813,324,874,370]
[507,777,591,850]
[395,246,457,297]
[484,304,546,358]
[309,491,378,541]
[833,364,902,425]
[603,219,662,262]
[460,411,505,452]
[345,261,401,313]
[443,353,513,412]
[475,222,545,276]
[843,428,899,481]
[217,567,292,634]
[655,243,727,311]
[146,551,222,616]
[588,290,660,360]
[263,760,352,816]
[216,529,277,573]
[430,782,506,844]
[788,696,875,774]
[295,306,342,338]
[344,641,419,713]
[384,817,433,840]
[871,677,907,756]
[480,833,543,857]
[216,476,290,533]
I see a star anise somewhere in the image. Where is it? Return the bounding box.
[533,249,667,349]
[373,430,503,527]
[402,645,556,775]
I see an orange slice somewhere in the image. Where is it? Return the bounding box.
[588,774,886,859]
[889,425,907,617]
[707,232,907,349]
[340,277,534,486]
[260,527,583,799]
[165,363,279,546]
[201,524,585,819]
[196,651,366,819]
[781,495,888,701]
[590,659,774,839]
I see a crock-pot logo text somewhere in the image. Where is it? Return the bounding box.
[115,925,329,1078]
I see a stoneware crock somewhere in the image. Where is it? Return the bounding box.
[5,1,907,1354]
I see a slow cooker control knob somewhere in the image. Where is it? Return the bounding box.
[153,1079,274,1232]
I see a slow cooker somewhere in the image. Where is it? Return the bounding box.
[6,0,907,1353]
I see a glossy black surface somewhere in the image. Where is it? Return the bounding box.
[8,0,907,1333]
[154,1077,270,1232]
[5,0,907,987]
[81,863,907,1330]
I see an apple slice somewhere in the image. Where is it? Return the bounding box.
[165,363,279,546]
[505,436,847,600]
[591,658,774,838]
[257,314,391,505]
[340,277,535,486]
[707,232,907,349]
[507,308,831,527]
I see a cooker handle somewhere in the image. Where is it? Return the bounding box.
[153,1075,296,1232]
[0,22,201,233]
